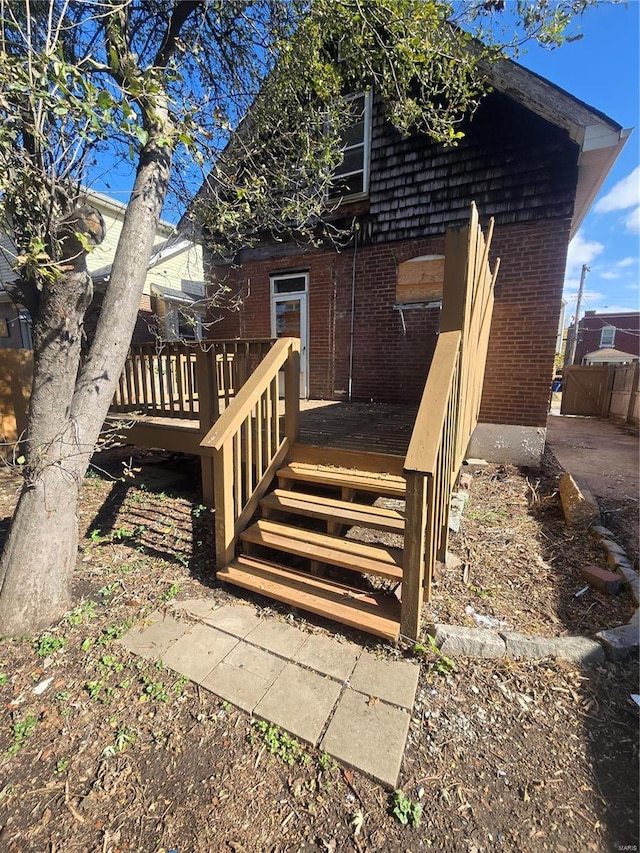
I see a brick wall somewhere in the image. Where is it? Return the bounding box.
[208,217,570,429]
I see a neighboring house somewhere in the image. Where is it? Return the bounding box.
[0,189,205,348]
[201,58,630,464]
[565,310,640,366]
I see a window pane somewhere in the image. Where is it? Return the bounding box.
[335,145,364,178]
[273,276,307,294]
[600,326,615,346]
[329,172,364,199]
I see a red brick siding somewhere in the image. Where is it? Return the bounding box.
[208,218,569,428]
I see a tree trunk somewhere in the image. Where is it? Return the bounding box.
[0,468,79,633]
[0,132,173,635]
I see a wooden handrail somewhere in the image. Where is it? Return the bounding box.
[404,331,461,474]
[201,337,298,451]
[200,336,301,569]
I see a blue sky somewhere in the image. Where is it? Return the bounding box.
[515,0,639,319]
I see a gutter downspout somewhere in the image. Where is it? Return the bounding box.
[347,226,358,402]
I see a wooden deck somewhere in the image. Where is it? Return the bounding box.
[107,399,418,459]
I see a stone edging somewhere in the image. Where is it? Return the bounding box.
[425,474,640,666]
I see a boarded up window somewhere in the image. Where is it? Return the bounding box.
[396,255,444,305]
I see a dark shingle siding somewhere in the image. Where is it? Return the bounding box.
[363,90,579,243]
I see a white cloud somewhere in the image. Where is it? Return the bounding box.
[624,205,640,234]
[600,271,619,280]
[595,166,640,213]
[617,257,636,268]
[565,231,604,279]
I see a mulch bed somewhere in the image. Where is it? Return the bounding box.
[0,448,638,853]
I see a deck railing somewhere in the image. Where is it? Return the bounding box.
[401,203,499,639]
[199,337,300,568]
[111,339,274,420]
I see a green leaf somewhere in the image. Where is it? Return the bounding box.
[133,126,148,146]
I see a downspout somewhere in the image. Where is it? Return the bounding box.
[347,225,359,402]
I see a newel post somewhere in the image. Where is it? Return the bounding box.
[197,345,218,505]
[284,341,300,445]
[401,471,428,640]
[214,441,236,568]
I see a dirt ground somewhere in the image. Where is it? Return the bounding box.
[0,447,638,853]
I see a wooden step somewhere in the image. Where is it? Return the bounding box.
[276,461,406,498]
[240,519,403,582]
[260,489,405,534]
[218,555,401,642]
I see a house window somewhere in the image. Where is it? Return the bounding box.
[395,256,445,306]
[328,91,372,201]
[600,325,615,347]
[165,304,203,341]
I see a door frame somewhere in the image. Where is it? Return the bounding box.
[270,272,309,398]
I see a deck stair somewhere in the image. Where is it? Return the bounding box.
[216,445,407,641]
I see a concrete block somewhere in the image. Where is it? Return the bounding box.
[559,473,600,528]
[321,688,411,788]
[553,636,605,665]
[433,625,505,659]
[349,651,419,710]
[500,632,561,660]
[246,619,307,658]
[292,633,360,681]
[201,642,285,712]
[580,564,622,595]
[201,604,263,638]
[596,624,640,661]
[255,664,342,745]
[161,624,238,683]
[171,599,217,620]
[119,611,188,660]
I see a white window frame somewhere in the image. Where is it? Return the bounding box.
[165,303,203,342]
[328,90,373,202]
[600,325,616,347]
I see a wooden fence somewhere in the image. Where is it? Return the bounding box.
[562,362,639,423]
[200,338,300,568]
[112,339,274,420]
[401,203,499,638]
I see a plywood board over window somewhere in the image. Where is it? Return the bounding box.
[396,255,445,305]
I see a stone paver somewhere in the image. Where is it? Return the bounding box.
[246,619,307,658]
[201,643,285,713]
[119,611,187,660]
[293,633,360,681]
[201,604,263,637]
[321,688,411,788]
[172,599,217,620]
[161,624,238,683]
[349,650,419,709]
[255,663,343,745]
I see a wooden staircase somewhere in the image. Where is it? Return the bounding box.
[202,205,499,643]
[216,446,407,641]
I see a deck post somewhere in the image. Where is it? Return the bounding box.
[284,342,300,444]
[197,345,218,505]
[214,441,236,568]
[401,471,427,640]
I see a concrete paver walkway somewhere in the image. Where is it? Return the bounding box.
[120,600,419,787]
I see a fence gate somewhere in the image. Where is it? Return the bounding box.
[561,365,614,416]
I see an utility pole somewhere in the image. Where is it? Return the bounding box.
[567,263,590,365]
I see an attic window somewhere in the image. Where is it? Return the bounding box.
[600,325,615,347]
[396,255,445,306]
[328,91,372,201]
